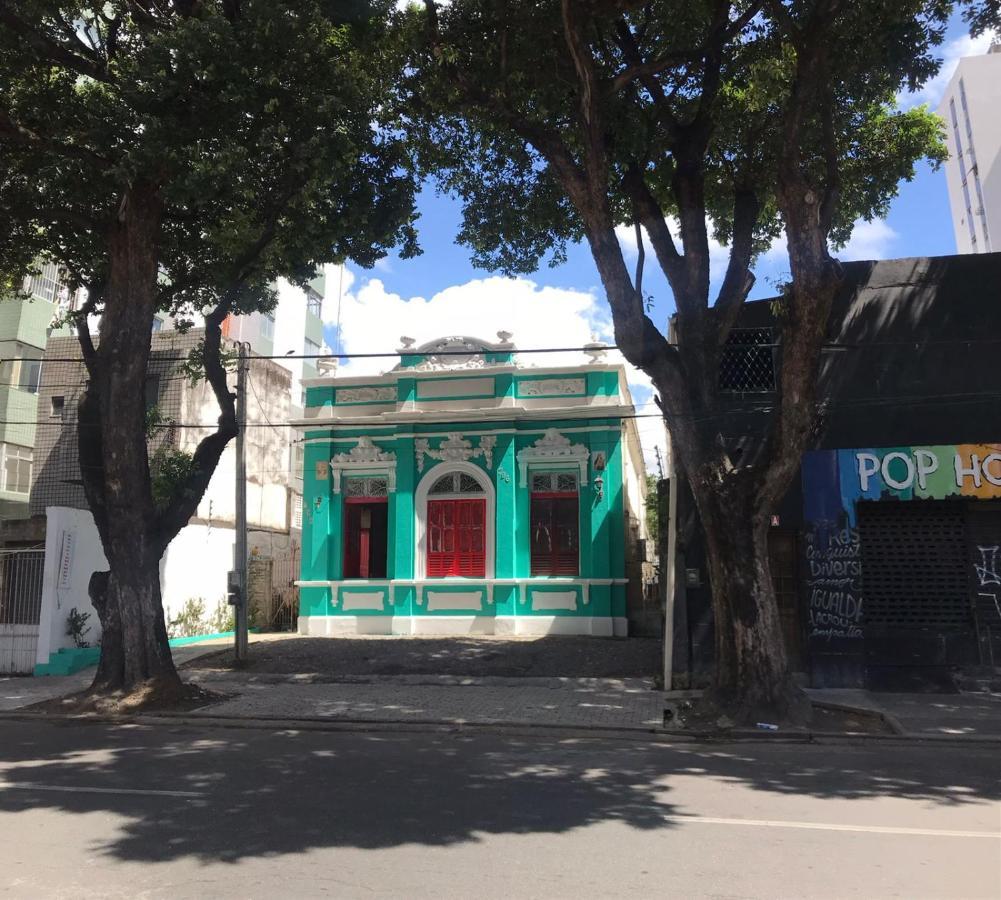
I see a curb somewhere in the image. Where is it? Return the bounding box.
[809,699,907,736]
[182,671,656,690]
[3,708,1000,745]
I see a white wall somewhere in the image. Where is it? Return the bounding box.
[35,510,288,664]
[36,507,105,664]
[160,521,236,624]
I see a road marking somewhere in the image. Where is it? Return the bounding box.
[667,814,1000,839]
[0,781,204,799]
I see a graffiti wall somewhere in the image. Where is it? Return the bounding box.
[801,444,1001,686]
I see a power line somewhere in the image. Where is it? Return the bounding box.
[14,334,1001,367]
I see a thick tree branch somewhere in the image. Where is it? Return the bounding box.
[713,185,760,328]
[0,11,111,82]
[0,107,110,169]
[422,0,589,200]
[622,163,688,296]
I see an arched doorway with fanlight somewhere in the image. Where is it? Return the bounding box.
[414,461,496,580]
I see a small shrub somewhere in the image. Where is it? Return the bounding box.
[207,599,236,634]
[66,607,92,648]
[167,597,207,638]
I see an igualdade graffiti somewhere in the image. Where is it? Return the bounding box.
[801,443,1001,685]
[974,545,1001,621]
[805,527,863,640]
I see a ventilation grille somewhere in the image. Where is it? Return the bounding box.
[858,501,972,629]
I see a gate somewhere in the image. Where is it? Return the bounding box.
[0,550,45,674]
[248,546,299,631]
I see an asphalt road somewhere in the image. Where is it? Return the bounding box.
[0,720,998,899]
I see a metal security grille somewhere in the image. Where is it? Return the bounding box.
[858,501,971,629]
[718,327,776,393]
[0,550,44,674]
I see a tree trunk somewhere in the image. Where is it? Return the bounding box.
[79,180,185,700]
[694,479,807,722]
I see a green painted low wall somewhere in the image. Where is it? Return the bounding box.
[32,630,260,676]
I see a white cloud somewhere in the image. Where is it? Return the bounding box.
[900,29,997,110]
[328,269,664,468]
[837,219,898,261]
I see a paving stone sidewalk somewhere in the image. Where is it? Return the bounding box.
[188,674,664,729]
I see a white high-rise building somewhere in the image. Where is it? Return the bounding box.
[938,43,1001,254]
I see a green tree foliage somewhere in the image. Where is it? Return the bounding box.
[401,0,978,719]
[0,1,418,698]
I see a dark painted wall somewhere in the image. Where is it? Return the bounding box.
[674,253,1001,687]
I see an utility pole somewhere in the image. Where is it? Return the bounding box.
[233,341,249,662]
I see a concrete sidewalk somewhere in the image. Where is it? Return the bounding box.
[186,671,665,730]
[808,688,1001,739]
[0,641,232,712]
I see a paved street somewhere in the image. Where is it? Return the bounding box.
[0,719,998,899]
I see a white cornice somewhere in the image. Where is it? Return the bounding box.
[291,403,636,429]
[301,362,621,389]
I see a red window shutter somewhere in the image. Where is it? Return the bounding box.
[427,498,486,577]
[530,494,579,576]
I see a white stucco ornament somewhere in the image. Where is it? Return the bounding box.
[414,433,496,472]
[393,333,515,372]
[336,386,395,403]
[330,437,397,494]
[519,378,585,396]
[516,429,589,487]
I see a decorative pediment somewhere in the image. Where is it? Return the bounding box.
[394,332,515,372]
[415,433,496,473]
[516,429,589,487]
[330,437,397,494]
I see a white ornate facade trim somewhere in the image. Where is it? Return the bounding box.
[518,377,586,397]
[330,437,397,494]
[414,433,497,473]
[336,386,396,403]
[395,333,515,372]
[516,429,589,487]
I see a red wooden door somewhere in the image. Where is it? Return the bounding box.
[427,498,486,577]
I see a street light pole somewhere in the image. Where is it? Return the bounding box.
[234,341,249,662]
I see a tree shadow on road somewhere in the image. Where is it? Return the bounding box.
[0,721,997,866]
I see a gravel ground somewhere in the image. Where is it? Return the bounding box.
[184,634,662,679]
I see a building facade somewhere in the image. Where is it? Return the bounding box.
[295,334,651,637]
[671,254,1001,689]
[28,329,297,666]
[938,43,1001,255]
[0,262,80,529]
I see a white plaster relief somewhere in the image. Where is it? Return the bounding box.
[516,429,590,487]
[415,433,497,473]
[426,591,484,612]
[337,386,396,403]
[518,378,585,397]
[530,590,578,612]
[340,591,387,612]
[397,334,514,372]
[330,437,397,494]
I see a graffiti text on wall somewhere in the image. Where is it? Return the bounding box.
[805,526,863,641]
[975,545,1001,622]
[850,445,1001,499]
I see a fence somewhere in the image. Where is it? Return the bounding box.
[0,549,45,674]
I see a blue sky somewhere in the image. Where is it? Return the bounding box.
[321,13,992,461]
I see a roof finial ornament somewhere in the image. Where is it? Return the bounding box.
[583,333,608,364]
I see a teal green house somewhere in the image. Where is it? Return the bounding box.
[294,334,652,637]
